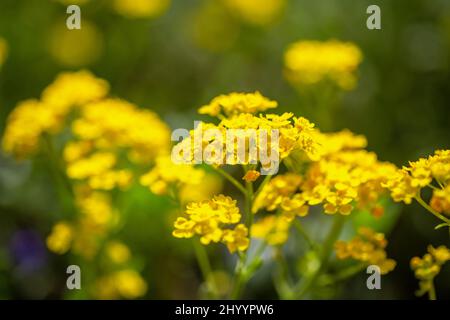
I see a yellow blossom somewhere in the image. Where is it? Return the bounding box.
[106,241,131,264]
[223,0,285,26]
[411,245,450,297]
[173,195,249,253]
[198,91,277,117]
[113,0,170,18]
[243,170,260,182]
[252,215,291,246]
[46,222,73,254]
[335,227,396,274]
[284,40,363,90]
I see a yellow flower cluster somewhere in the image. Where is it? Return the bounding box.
[383,150,450,205]
[302,139,397,215]
[0,37,7,69]
[2,71,109,158]
[410,245,450,297]
[94,269,148,299]
[140,155,205,196]
[252,215,291,246]
[253,131,396,217]
[284,40,363,90]
[222,0,285,26]
[252,173,308,220]
[335,227,396,274]
[175,92,319,166]
[47,188,119,259]
[173,195,249,253]
[113,0,170,18]
[199,91,277,117]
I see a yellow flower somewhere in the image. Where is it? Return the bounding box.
[106,241,131,264]
[222,224,250,253]
[113,0,170,18]
[411,245,450,297]
[284,40,363,90]
[46,222,73,254]
[252,173,303,213]
[430,185,450,216]
[252,215,291,246]
[199,91,277,117]
[335,227,396,275]
[140,155,205,196]
[243,170,260,182]
[173,195,249,253]
[95,269,148,299]
[223,0,285,26]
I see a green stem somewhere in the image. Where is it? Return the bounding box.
[214,167,247,195]
[245,180,254,228]
[193,241,219,298]
[414,194,450,225]
[295,214,347,298]
[294,219,315,249]
[428,280,437,300]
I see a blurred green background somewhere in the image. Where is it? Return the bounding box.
[0,0,449,299]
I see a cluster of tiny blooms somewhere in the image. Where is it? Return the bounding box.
[173,195,249,253]
[140,155,205,196]
[284,40,363,90]
[383,150,450,207]
[2,70,109,158]
[410,245,450,297]
[175,92,319,166]
[253,130,396,217]
[334,227,396,274]
[2,70,174,299]
[0,37,7,69]
[251,215,291,246]
[222,0,285,26]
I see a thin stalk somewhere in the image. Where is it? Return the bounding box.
[295,214,347,298]
[294,219,315,249]
[428,280,437,300]
[214,167,247,195]
[193,241,219,298]
[414,194,450,225]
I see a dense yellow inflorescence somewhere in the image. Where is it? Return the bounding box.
[410,245,450,297]
[173,195,249,253]
[335,227,396,274]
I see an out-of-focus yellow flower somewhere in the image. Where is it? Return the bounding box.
[411,245,450,297]
[57,0,90,4]
[140,155,205,196]
[173,195,249,253]
[335,227,396,274]
[199,92,277,117]
[179,173,223,203]
[94,269,147,299]
[2,71,109,159]
[284,40,363,90]
[113,0,170,18]
[223,0,285,26]
[106,241,131,264]
[72,98,170,164]
[46,222,73,254]
[252,215,291,246]
[0,37,7,69]
[48,21,103,67]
